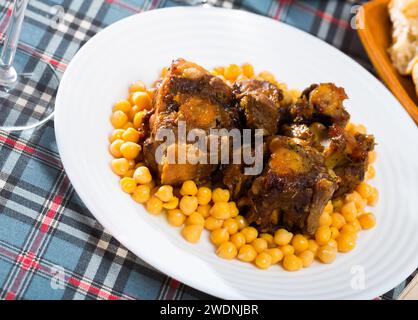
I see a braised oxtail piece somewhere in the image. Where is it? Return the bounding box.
[246,136,337,235]
[143,58,238,185]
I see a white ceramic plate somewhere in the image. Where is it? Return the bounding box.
[55,7,418,299]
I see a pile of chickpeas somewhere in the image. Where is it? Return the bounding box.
[108,64,378,271]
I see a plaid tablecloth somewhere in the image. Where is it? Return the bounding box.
[0,0,416,300]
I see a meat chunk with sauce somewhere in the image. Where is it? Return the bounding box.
[245,136,337,235]
[143,58,238,185]
[287,83,350,127]
[324,125,375,197]
[232,79,284,135]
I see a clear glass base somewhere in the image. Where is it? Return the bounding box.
[0,47,59,131]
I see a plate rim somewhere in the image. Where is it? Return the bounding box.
[54,6,418,300]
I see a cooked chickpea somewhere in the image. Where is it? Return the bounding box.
[323,201,333,214]
[122,127,140,143]
[299,250,314,268]
[224,64,241,81]
[358,213,376,230]
[340,223,356,235]
[186,212,205,226]
[265,248,283,264]
[167,209,186,227]
[260,233,275,248]
[109,139,124,158]
[331,213,346,230]
[146,196,163,215]
[332,198,344,212]
[180,180,198,196]
[345,191,363,207]
[349,219,362,232]
[231,232,246,249]
[317,245,337,264]
[274,229,293,246]
[179,196,199,215]
[280,244,295,256]
[133,166,152,184]
[255,252,272,269]
[241,227,258,243]
[251,238,268,253]
[111,158,130,176]
[328,239,338,249]
[212,188,230,203]
[119,177,137,194]
[124,169,135,178]
[131,184,150,203]
[228,202,239,217]
[196,187,211,205]
[155,185,173,202]
[132,91,151,110]
[235,215,248,230]
[129,81,146,93]
[147,87,155,98]
[127,104,138,121]
[160,67,168,77]
[337,233,356,253]
[291,234,309,253]
[123,121,134,130]
[113,99,131,113]
[210,228,230,246]
[212,66,225,76]
[120,142,141,160]
[366,165,376,180]
[368,150,376,164]
[204,216,223,231]
[341,201,357,222]
[109,129,125,143]
[315,226,332,245]
[330,227,340,240]
[209,202,230,220]
[162,196,179,210]
[132,111,144,129]
[259,71,276,84]
[319,212,332,227]
[197,204,211,218]
[367,187,379,206]
[237,244,257,262]
[241,63,254,78]
[283,254,303,271]
[111,110,128,129]
[127,159,136,169]
[216,242,237,260]
[308,239,319,255]
[182,225,203,243]
[223,218,239,235]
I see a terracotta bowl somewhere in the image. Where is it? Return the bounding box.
[357,0,418,124]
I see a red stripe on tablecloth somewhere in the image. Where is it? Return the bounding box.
[68,277,121,300]
[0,244,132,300]
[40,194,63,233]
[106,0,141,13]
[39,177,70,233]
[18,42,68,70]
[0,134,63,168]
[5,292,15,300]
[295,1,349,30]
[0,32,68,71]
[16,252,40,271]
[165,279,180,300]
[0,135,35,153]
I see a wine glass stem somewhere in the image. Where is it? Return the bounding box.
[0,0,29,85]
